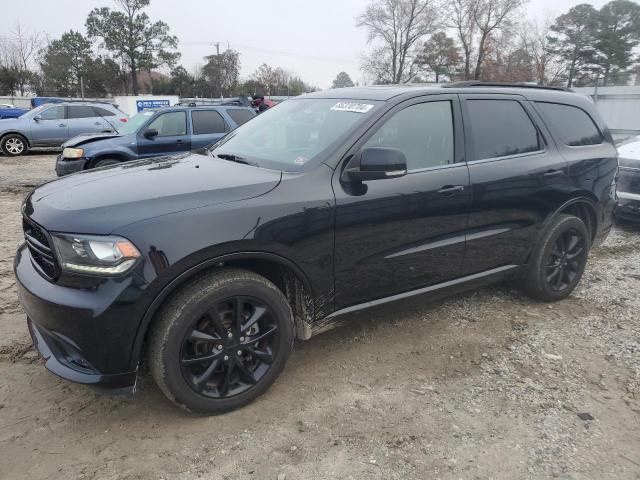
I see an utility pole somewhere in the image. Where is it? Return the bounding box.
[80,76,85,100]
[213,42,221,99]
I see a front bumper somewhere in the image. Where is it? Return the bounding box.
[55,154,87,177]
[14,244,147,393]
[615,166,640,222]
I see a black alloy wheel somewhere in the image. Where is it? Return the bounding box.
[149,269,294,413]
[180,296,279,398]
[544,228,585,292]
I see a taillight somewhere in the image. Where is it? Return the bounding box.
[119,118,128,122]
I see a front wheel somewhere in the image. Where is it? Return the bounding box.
[521,214,590,301]
[1,134,27,156]
[148,269,294,413]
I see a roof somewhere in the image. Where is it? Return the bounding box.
[302,82,581,102]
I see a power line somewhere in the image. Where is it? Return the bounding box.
[181,40,358,65]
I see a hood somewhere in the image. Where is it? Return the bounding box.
[617,136,640,167]
[0,117,26,128]
[62,132,122,148]
[25,152,282,234]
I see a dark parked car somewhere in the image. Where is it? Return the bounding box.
[0,102,126,156]
[55,105,256,176]
[614,136,640,221]
[0,104,30,119]
[15,83,617,413]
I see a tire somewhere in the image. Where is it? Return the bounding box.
[148,268,295,414]
[1,134,28,157]
[94,158,121,168]
[521,214,590,302]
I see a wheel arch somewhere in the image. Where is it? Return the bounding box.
[1,131,30,147]
[88,152,131,169]
[130,251,316,370]
[554,195,599,243]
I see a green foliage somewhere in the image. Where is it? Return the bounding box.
[331,71,355,88]
[416,32,461,82]
[201,49,241,97]
[85,0,178,94]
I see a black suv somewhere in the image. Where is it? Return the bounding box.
[15,83,617,413]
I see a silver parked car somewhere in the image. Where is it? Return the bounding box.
[0,102,127,157]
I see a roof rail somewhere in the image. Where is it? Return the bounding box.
[442,81,573,92]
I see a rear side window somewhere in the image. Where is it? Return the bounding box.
[467,100,542,160]
[68,105,97,119]
[536,102,603,146]
[192,110,226,134]
[92,107,115,117]
[226,109,254,126]
[363,101,454,170]
[148,111,187,136]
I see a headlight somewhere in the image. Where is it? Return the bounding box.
[62,147,84,159]
[51,233,141,275]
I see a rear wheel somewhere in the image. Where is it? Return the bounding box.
[148,269,294,413]
[1,134,27,156]
[521,214,589,301]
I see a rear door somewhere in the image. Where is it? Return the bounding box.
[66,105,107,137]
[190,109,227,149]
[137,110,191,157]
[332,94,471,309]
[29,105,67,146]
[460,94,569,275]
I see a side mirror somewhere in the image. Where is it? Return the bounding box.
[33,115,41,122]
[343,147,407,182]
[143,128,159,139]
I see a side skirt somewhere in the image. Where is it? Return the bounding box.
[311,264,521,336]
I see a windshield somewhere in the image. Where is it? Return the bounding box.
[210,98,381,170]
[116,110,156,134]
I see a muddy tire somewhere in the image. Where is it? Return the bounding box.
[521,214,590,302]
[1,134,28,157]
[148,268,294,414]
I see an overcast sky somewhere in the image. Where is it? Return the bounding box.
[1,0,612,89]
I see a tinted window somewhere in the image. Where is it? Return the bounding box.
[467,100,541,160]
[39,106,64,120]
[147,111,187,137]
[226,109,254,126]
[68,105,98,119]
[536,102,603,146]
[192,110,226,134]
[92,107,116,117]
[363,101,454,170]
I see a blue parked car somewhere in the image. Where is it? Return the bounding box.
[0,102,126,157]
[0,104,30,119]
[55,104,256,176]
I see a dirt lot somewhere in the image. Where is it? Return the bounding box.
[0,153,638,480]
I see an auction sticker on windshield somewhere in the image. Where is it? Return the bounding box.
[330,102,374,113]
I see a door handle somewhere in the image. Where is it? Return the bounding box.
[437,185,465,195]
[59,123,66,127]
[94,121,102,125]
[176,139,184,144]
[543,169,563,178]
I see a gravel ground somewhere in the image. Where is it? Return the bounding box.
[0,154,638,480]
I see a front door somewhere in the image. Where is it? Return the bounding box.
[332,95,470,309]
[137,111,191,157]
[29,105,67,146]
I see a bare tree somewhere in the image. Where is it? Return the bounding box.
[519,17,565,85]
[472,0,525,80]
[450,0,477,80]
[0,22,42,95]
[357,0,441,83]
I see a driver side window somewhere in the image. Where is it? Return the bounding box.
[147,111,187,137]
[363,101,454,171]
[39,106,65,120]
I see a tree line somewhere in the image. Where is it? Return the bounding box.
[358,0,640,88]
[0,0,317,98]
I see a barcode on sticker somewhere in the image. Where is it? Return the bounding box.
[330,102,374,113]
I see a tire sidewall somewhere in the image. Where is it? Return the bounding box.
[156,274,294,413]
[1,134,27,157]
[534,216,589,301]
[94,159,120,168]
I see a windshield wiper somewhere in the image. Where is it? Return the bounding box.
[214,153,258,166]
